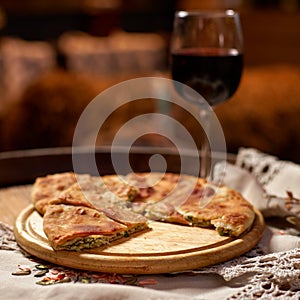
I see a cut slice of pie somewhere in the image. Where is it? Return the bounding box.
[43,204,129,251]
[129,172,255,237]
[176,184,256,237]
[49,174,149,235]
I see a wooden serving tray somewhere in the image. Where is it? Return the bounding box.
[14,204,265,274]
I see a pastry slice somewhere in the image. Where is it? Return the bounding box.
[49,174,149,235]
[43,204,129,251]
[177,184,255,237]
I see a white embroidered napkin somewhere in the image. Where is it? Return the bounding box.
[214,148,300,219]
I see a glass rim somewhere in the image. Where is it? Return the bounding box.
[175,9,239,18]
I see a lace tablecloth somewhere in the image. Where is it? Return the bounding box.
[1,148,299,300]
[1,221,299,300]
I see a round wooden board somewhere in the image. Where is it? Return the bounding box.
[14,205,265,274]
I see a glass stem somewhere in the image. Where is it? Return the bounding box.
[200,109,211,179]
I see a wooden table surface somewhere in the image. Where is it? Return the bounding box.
[0,185,31,226]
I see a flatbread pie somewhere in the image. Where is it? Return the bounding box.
[31,171,256,251]
[127,172,255,237]
[43,204,129,251]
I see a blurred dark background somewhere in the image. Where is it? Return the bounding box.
[0,0,299,65]
[0,0,177,39]
[0,0,300,163]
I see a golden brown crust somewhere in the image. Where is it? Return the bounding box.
[31,172,77,215]
[177,185,255,237]
[43,204,128,250]
[34,171,256,252]
[48,173,149,232]
[126,172,180,203]
[128,172,255,237]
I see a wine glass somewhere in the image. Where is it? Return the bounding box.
[170,10,243,178]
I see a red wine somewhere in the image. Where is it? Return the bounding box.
[171,48,243,106]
